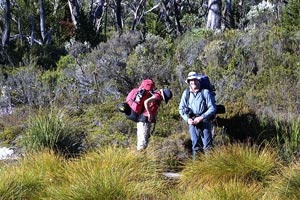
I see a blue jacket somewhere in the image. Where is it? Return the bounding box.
[179,88,217,122]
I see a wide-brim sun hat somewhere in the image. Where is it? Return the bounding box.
[185,71,199,84]
[162,89,172,104]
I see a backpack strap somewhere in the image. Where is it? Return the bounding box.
[185,87,206,108]
[184,87,190,107]
[201,89,217,120]
[200,89,206,106]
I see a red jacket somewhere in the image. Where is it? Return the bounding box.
[143,90,163,117]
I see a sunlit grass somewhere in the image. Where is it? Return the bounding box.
[275,115,300,161]
[47,146,166,200]
[22,108,84,157]
[264,161,300,200]
[169,178,263,200]
[0,147,167,199]
[0,151,64,199]
[0,139,296,199]
[179,143,278,190]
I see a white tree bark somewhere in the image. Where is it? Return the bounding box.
[68,0,80,28]
[40,0,46,41]
[206,0,222,30]
[2,0,11,47]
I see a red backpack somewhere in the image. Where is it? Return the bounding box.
[126,79,155,115]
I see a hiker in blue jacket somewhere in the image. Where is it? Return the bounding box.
[179,72,217,158]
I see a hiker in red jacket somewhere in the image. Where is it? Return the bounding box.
[136,88,172,151]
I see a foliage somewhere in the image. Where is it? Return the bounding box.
[282,0,300,31]
[179,143,278,190]
[0,151,65,199]
[144,12,169,38]
[79,103,135,149]
[6,66,45,106]
[126,33,175,88]
[0,147,166,199]
[49,147,166,199]
[246,0,276,29]
[68,32,144,100]
[1,0,69,67]
[0,106,31,147]
[0,126,23,144]
[4,66,66,107]
[265,161,300,200]
[56,55,77,70]
[22,108,85,157]
[213,102,271,142]
[175,28,212,68]
[170,179,263,200]
[175,26,300,121]
[147,132,191,172]
[274,115,300,162]
[154,98,184,137]
[25,44,67,70]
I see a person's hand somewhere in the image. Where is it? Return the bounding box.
[193,116,203,124]
[187,118,194,125]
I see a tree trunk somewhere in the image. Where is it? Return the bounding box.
[93,0,104,33]
[130,0,147,31]
[173,0,182,35]
[68,0,81,28]
[223,0,235,29]
[115,0,123,32]
[40,0,46,41]
[206,0,222,30]
[30,15,35,47]
[2,0,11,48]
[18,17,23,46]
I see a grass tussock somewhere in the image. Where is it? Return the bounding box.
[0,147,166,199]
[0,151,64,199]
[178,143,278,190]
[44,146,166,200]
[22,108,84,156]
[275,115,300,161]
[264,162,300,200]
[169,178,263,200]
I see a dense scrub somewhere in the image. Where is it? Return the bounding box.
[0,23,300,161]
[0,1,300,199]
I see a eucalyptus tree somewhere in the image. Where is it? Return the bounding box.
[206,0,222,30]
[0,0,70,67]
[1,0,10,47]
[224,0,235,29]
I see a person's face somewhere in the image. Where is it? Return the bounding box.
[189,79,199,90]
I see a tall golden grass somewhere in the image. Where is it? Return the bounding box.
[263,161,300,200]
[3,144,300,199]
[0,147,166,199]
[179,143,278,188]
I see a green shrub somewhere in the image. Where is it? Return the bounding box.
[22,108,85,157]
[175,28,211,68]
[282,0,300,31]
[56,55,77,71]
[126,33,174,87]
[75,103,135,149]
